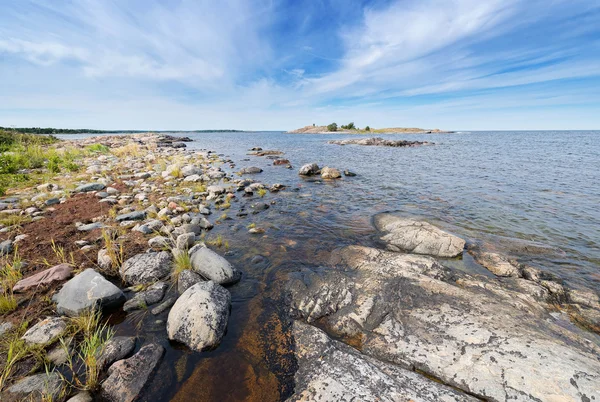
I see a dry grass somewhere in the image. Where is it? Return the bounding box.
[172,251,192,282]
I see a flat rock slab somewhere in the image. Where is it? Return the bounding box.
[288,321,475,402]
[288,245,600,402]
[190,246,240,285]
[2,372,63,402]
[53,268,125,316]
[21,317,67,345]
[13,263,74,292]
[167,281,230,351]
[101,343,164,402]
[115,210,146,222]
[374,213,465,257]
[120,251,172,285]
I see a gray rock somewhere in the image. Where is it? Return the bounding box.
[181,165,201,177]
[470,250,521,277]
[123,282,168,311]
[45,198,60,206]
[98,248,113,271]
[176,232,196,250]
[207,185,225,195]
[374,214,465,257]
[133,219,163,235]
[167,281,231,351]
[320,166,342,179]
[288,321,475,402]
[0,321,14,336]
[54,269,125,316]
[178,270,204,294]
[21,317,67,345]
[66,392,93,402]
[120,251,173,285]
[78,222,105,232]
[197,217,213,230]
[0,239,13,255]
[190,246,240,285]
[240,166,263,174]
[148,236,172,250]
[298,163,319,176]
[75,183,106,193]
[98,336,136,369]
[2,372,62,402]
[116,210,146,222]
[101,343,164,402]
[150,296,177,315]
[288,245,600,402]
[180,223,202,235]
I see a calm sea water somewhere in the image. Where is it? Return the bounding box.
[59,130,600,401]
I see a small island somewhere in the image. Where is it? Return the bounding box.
[287,122,451,134]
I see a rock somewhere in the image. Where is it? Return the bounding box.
[66,392,93,402]
[78,222,105,232]
[178,270,204,294]
[21,317,67,345]
[2,372,63,402]
[98,248,113,271]
[197,217,213,230]
[240,166,263,174]
[298,163,319,176]
[116,210,146,222]
[0,321,13,336]
[343,170,356,177]
[133,219,163,234]
[150,296,177,315]
[289,321,475,402]
[101,343,164,402]
[374,214,465,257]
[471,250,521,277]
[13,263,74,293]
[320,167,341,179]
[207,185,225,195]
[148,236,172,250]
[176,232,196,250]
[120,251,173,285]
[190,246,241,285]
[181,165,201,177]
[180,223,202,235]
[98,336,136,369]
[123,282,168,311]
[75,183,106,193]
[167,281,231,351]
[288,245,600,402]
[0,239,13,255]
[273,159,290,166]
[45,198,60,206]
[54,269,125,316]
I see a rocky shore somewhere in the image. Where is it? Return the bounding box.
[0,133,598,401]
[328,137,433,147]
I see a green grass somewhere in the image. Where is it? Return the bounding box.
[0,322,47,391]
[85,144,110,154]
[172,251,192,282]
[257,188,267,197]
[0,292,18,315]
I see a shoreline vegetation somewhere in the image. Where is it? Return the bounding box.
[0,130,599,401]
[0,127,243,135]
[287,123,452,134]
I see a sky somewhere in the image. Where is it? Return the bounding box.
[1,0,599,131]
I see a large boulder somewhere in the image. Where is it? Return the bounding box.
[120,251,172,285]
[100,343,164,402]
[320,167,341,179]
[374,214,465,257]
[288,245,600,402]
[167,281,230,351]
[288,321,475,401]
[189,246,240,285]
[53,269,125,317]
[13,263,74,293]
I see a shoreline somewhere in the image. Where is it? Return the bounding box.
[0,132,599,401]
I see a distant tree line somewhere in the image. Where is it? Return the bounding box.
[327,122,369,132]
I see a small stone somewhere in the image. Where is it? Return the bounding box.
[97,336,136,369]
[116,211,146,222]
[320,166,342,179]
[21,317,67,345]
[75,183,106,193]
[176,233,196,250]
[298,163,319,176]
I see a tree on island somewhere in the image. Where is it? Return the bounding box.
[365,125,370,131]
[327,123,338,132]
[340,122,355,130]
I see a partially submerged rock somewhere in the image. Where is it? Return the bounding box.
[288,321,475,402]
[2,372,63,402]
[320,166,341,179]
[98,336,137,370]
[288,245,600,401]
[167,281,231,351]
[374,213,465,257]
[101,343,164,402]
[189,246,241,285]
[329,137,432,147]
[298,163,319,176]
[53,268,125,316]
[120,251,172,285]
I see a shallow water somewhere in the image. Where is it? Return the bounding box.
[59,130,600,400]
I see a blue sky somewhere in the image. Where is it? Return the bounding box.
[1,0,599,130]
